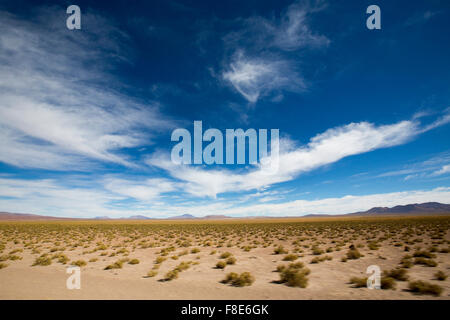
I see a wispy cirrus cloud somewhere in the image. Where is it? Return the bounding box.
[0,8,172,170]
[1,175,449,217]
[223,0,329,52]
[147,115,447,198]
[103,177,177,201]
[432,164,450,176]
[376,151,450,180]
[405,10,442,27]
[222,51,306,103]
[221,0,328,103]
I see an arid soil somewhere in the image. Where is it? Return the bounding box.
[0,216,449,299]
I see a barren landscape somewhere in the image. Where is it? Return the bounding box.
[0,216,449,300]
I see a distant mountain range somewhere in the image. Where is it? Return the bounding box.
[348,202,450,216]
[1,202,449,220]
[0,212,74,220]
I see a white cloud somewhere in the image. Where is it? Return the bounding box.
[271,0,329,51]
[420,108,450,132]
[215,187,450,217]
[374,151,450,180]
[222,52,306,103]
[1,175,448,217]
[224,0,329,52]
[0,8,172,170]
[221,1,328,103]
[433,165,450,176]
[104,177,177,201]
[0,177,123,218]
[149,118,422,198]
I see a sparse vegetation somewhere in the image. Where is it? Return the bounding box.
[32,255,52,266]
[346,245,362,260]
[146,270,158,277]
[273,246,288,255]
[222,272,255,287]
[434,270,447,281]
[0,216,448,299]
[283,254,298,261]
[71,260,87,267]
[219,252,232,259]
[278,262,310,288]
[164,269,179,281]
[383,268,408,281]
[349,277,367,288]
[408,280,443,296]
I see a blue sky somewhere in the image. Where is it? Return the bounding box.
[0,0,449,218]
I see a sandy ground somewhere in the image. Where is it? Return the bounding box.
[1,242,449,300]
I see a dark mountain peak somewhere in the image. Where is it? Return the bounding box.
[351,202,450,215]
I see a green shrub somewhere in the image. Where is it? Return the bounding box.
[384,268,408,281]
[400,256,413,268]
[155,256,167,264]
[434,271,447,281]
[164,269,179,281]
[175,261,191,272]
[408,280,442,296]
[222,272,238,283]
[414,257,437,267]
[191,248,200,254]
[276,264,286,272]
[57,254,70,264]
[128,258,140,265]
[0,262,8,269]
[32,255,52,266]
[273,246,288,255]
[226,257,236,265]
[278,262,310,288]
[223,272,255,287]
[71,260,87,267]
[349,277,367,288]
[146,270,158,277]
[312,247,324,255]
[346,247,362,260]
[283,254,298,261]
[219,252,232,259]
[310,255,332,264]
[104,260,123,270]
[413,250,436,259]
[280,268,309,288]
[381,276,396,290]
[231,272,255,287]
[216,261,227,269]
[349,276,396,289]
[288,262,306,270]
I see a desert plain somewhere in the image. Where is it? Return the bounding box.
[0,216,449,300]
